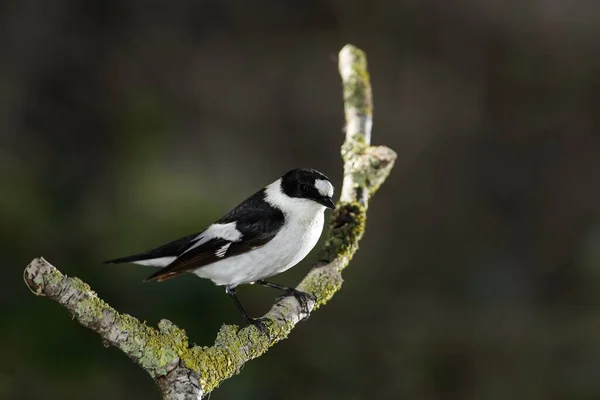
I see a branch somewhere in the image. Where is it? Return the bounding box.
[23,44,397,399]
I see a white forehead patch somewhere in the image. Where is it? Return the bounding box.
[315,179,334,197]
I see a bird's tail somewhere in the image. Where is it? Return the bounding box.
[103,254,148,264]
[103,253,177,267]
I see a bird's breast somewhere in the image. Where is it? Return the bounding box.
[194,210,325,286]
[271,211,325,269]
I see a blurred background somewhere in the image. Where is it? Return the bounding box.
[2,1,600,399]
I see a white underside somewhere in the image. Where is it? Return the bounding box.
[194,211,324,286]
[195,180,326,286]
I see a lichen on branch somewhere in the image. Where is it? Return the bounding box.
[23,44,397,400]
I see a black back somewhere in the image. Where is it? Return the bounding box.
[143,188,285,281]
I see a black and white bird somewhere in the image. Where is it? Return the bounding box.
[105,168,335,325]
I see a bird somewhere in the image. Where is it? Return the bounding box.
[104,168,335,327]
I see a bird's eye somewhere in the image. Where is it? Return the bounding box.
[299,183,308,193]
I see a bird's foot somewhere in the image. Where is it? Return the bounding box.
[277,289,316,320]
[246,317,271,337]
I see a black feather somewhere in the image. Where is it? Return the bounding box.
[104,188,285,282]
[143,189,285,281]
[103,232,199,264]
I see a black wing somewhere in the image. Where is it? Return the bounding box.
[144,189,284,282]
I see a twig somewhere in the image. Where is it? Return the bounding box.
[23,44,396,399]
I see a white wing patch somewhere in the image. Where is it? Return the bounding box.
[215,243,232,258]
[183,222,242,255]
[315,179,334,197]
[133,256,176,267]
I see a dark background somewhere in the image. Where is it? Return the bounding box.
[2,1,600,399]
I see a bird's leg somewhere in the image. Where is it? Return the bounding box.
[225,285,270,336]
[255,280,315,318]
[225,285,251,320]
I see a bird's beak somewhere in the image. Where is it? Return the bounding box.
[319,196,336,209]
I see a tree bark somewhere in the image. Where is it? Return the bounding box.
[23,44,396,399]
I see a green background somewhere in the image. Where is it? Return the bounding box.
[2,1,600,399]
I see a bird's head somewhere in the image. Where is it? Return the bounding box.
[279,168,336,210]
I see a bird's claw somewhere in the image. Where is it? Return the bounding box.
[246,317,271,337]
[277,290,315,320]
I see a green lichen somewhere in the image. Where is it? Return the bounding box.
[341,46,373,117]
[69,277,92,292]
[69,278,107,325]
[318,202,367,264]
[301,270,343,310]
[178,310,307,393]
[364,146,397,196]
[181,323,275,392]
[45,269,64,287]
[110,314,189,377]
[29,263,186,377]
[60,275,190,377]
[24,259,65,296]
[341,135,368,163]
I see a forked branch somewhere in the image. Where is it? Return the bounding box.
[23,44,396,400]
